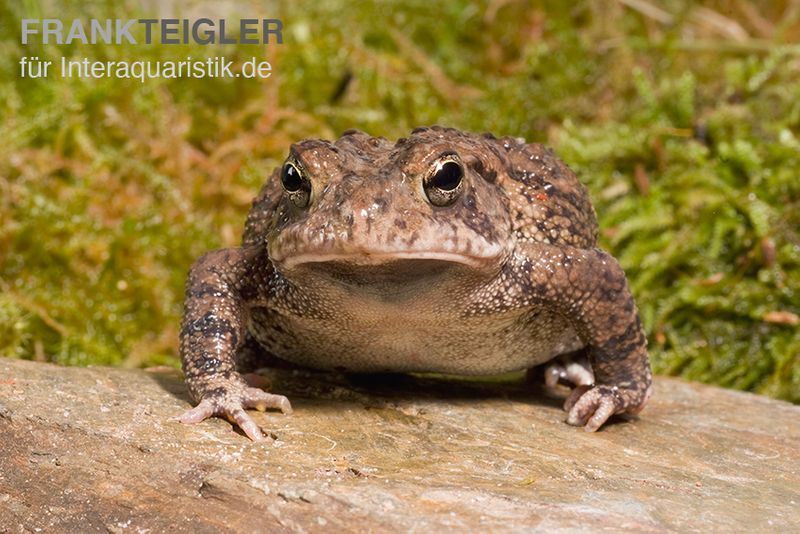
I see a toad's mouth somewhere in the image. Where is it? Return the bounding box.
[278,250,494,270]
[276,252,498,287]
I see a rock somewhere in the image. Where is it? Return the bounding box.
[0,357,797,532]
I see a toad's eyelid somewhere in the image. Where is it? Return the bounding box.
[285,152,301,167]
[435,151,459,162]
[427,152,461,174]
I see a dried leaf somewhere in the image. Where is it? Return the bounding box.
[762,311,800,325]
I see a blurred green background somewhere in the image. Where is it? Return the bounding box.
[1,1,798,402]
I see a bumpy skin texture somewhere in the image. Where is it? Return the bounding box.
[179,126,652,440]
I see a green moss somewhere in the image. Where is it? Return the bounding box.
[1,1,798,402]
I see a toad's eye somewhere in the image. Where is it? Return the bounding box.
[280,161,311,208]
[423,154,464,206]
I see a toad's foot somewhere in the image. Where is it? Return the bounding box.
[179,376,292,441]
[564,384,648,432]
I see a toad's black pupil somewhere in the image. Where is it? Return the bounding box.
[432,161,462,191]
[281,164,302,192]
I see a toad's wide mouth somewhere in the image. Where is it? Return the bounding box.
[280,255,493,290]
[275,250,498,271]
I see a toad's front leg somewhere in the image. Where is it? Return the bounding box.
[519,245,653,431]
[179,247,292,441]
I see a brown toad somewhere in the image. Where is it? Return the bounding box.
[179,126,652,440]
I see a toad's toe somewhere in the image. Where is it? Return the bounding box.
[178,379,292,441]
[564,385,623,432]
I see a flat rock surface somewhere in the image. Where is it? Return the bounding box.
[0,357,797,533]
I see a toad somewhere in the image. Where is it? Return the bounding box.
[179,126,652,440]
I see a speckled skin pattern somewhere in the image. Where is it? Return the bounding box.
[179,126,652,440]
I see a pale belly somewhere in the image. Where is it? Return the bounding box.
[247,305,582,375]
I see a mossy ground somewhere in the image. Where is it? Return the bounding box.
[1,1,798,401]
